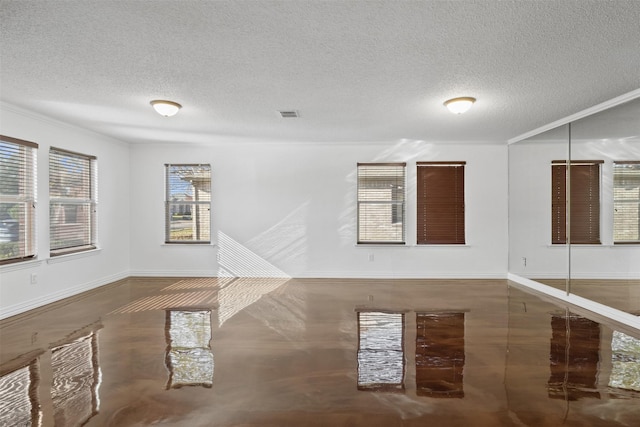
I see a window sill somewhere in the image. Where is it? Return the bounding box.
[547,244,640,248]
[47,248,102,264]
[0,258,43,272]
[161,243,217,247]
[355,244,471,248]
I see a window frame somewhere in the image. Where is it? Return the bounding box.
[49,147,98,257]
[613,160,640,244]
[0,135,38,265]
[356,162,406,245]
[164,164,212,244]
[551,160,603,245]
[416,161,466,245]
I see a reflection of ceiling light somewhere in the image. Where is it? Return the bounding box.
[444,97,476,114]
[150,100,182,117]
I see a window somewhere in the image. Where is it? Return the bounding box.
[165,164,211,243]
[0,135,37,265]
[49,148,97,256]
[613,161,640,244]
[357,163,405,244]
[551,160,602,244]
[416,162,465,244]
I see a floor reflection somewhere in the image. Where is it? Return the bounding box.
[2,279,640,426]
[0,349,43,427]
[50,324,102,426]
[610,330,640,393]
[416,312,465,398]
[165,309,213,389]
[356,311,405,392]
[548,313,601,400]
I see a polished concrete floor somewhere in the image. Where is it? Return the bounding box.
[1,277,640,426]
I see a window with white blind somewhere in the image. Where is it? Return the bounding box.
[0,135,37,265]
[49,148,97,256]
[165,164,211,243]
[357,163,406,244]
[613,161,640,244]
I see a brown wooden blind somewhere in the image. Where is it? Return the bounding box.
[0,135,38,265]
[551,161,602,244]
[416,162,465,244]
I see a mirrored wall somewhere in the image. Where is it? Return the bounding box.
[509,94,640,318]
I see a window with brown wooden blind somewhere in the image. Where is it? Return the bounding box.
[165,164,211,243]
[613,161,640,243]
[416,162,465,244]
[0,135,38,265]
[551,160,602,244]
[49,148,97,256]
[357,163,406,244]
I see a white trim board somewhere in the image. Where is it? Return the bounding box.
[508,273,640,334]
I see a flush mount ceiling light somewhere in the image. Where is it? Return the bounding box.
[444,97,476,114]
[150,100,182,117]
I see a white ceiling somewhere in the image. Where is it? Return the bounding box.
[1,0,639,145]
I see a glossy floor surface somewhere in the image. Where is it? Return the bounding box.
[1,277,640,426]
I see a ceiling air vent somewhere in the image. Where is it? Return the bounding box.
[279,110,299,118]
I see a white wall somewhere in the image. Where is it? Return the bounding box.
[0,104,131,318]
[130,138,508,279]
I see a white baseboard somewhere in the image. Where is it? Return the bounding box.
[507,273,640,332]
[294,271,507,279]
[129,269,218,277]
[0,270,129,320]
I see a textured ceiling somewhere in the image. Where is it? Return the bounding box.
[1,0,639,144]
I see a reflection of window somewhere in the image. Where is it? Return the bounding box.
[165,164,211,243]
[416,312,465,398]
[51,331,101,425]
[357,311,405,392]
[165,309,214,389]
[417,162,466,244]
[609,330,640,392]
[551,160,602,244]
[548,314,600,400]
[0,350,43,426]
[0,135,37,265]
[357,163,406,244]
[613,161,640,243]
[49,148,97,256]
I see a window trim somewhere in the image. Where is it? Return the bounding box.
[49,147,98,257]
[551,160,603,245]
[416,161,466,245]
[0,135,38,266]
[613,160,640,244]
[356,162,406,245]
[164,163,212,244]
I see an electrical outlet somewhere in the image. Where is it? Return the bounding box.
[522,257,527,267]
[30,273,38,284]
[368,253,374,262]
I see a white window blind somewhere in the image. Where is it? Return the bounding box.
[0,135,37,265]
[49,148,97,256]
[357,163,406,244]
[613,161,640,243]
[165,164,211,243]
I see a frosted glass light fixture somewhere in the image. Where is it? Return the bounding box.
[444,97,476,114]
[150,100,182,117]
